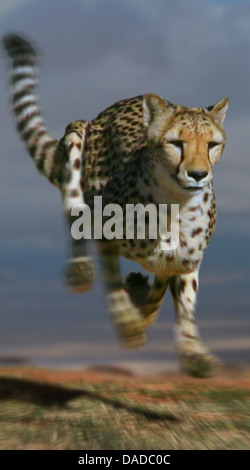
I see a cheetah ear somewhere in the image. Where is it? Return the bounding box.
[205,97,229,125]
[143,94,176,140]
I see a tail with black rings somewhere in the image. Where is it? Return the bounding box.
[3,33,58,184]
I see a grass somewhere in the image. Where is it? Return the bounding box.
[0,369,249,450]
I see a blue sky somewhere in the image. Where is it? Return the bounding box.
[0,0,249,373]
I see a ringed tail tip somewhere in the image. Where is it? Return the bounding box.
[3,33,37,60]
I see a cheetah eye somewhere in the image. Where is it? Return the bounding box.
[167,139,183,150]
[208,141,220,150]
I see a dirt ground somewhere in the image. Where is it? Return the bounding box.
[0,363,250,396]
[0,364,250,450]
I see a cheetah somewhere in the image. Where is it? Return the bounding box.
[3,34,229,377]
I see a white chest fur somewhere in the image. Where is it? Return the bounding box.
[138,188,213,276]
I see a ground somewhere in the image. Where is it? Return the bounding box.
[0,365,249,450]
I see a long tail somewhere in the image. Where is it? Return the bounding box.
[3,33,58,184]
[3,33,95,294]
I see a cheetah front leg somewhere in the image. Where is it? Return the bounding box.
[97,242,146,349]
[60,121,94,294]
[125,272,169,328]
[169,271,221,377]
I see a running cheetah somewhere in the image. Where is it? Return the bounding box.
[3,34,229,377]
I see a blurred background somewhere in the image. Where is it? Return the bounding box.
[0,0,249,374]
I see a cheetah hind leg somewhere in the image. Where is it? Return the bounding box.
[60,120,95,294]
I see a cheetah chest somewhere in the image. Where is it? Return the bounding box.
[120,189,215,276]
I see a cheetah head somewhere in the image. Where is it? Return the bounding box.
[143,94,229,192]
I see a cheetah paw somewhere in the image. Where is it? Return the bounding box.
[115,315,147,350]
[125,272,151,306]
[180,352,222,378]
[64,256,95,294]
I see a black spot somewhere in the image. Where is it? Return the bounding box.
[169,279,177,299]
[203,193,209,203]
[74,159,81,169]
[179,279,186,293]
[70,189,79,198]
[192,279,197,292]
[191,227,203,237]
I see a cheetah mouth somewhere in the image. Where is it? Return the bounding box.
[172,175,203,193]
[184,186,202,192]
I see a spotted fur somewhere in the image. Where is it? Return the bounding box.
[3,34,229,376]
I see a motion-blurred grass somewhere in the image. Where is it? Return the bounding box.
[0,369,249,450]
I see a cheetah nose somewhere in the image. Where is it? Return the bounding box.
[187,170,208,182]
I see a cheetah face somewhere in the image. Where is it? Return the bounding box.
[144,94,229,192]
